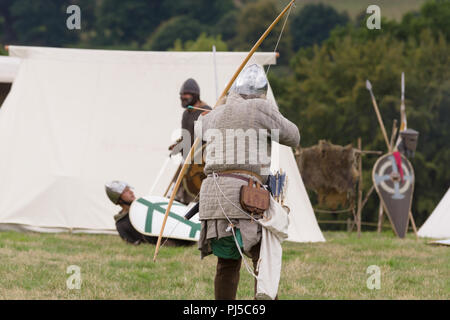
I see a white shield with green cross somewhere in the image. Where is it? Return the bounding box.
[129,196,201,241]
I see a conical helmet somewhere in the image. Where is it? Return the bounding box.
[230,64,268,99]
[105,181,129,204]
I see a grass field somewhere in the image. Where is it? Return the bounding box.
[0,230,448,300]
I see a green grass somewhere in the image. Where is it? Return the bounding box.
[0,231,448,299]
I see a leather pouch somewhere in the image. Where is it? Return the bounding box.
[240,179,270,214]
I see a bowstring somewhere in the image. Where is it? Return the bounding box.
[266,2,295,76]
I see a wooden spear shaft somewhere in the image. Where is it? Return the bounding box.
[371,93,391,151]
[366,80,391,152]
[153,0,296,262]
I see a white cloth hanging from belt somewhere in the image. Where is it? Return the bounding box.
[255,196,289,300]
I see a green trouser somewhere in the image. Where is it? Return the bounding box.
[211,229,244,260]
[212,231,261,300]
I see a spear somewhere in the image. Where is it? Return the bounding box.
[153,0,297,262]
[366,80,391,152]
[400,72,406,131]
[395,72,407,148]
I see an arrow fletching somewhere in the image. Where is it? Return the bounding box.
[366,80,372,91]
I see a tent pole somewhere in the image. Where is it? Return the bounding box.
[163,164,182,197]
[148,157,171,195]
[357,138,363,238]
[212,45,219,101]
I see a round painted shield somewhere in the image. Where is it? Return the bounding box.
[372,152,415,238]
[129,196,201,242]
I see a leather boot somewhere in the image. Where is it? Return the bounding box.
[250,243,261,297]
[215,257,242,300]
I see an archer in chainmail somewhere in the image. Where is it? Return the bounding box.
[194,64,300,300]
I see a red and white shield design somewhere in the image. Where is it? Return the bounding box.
[372,153,415,238]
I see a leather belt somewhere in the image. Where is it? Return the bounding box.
[214,173,251,183]
[218,170,264,184]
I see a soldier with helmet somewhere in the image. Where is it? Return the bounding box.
[168,78,212,204]
[105,181,191,246]
[169,78,212,157]
[194,64,300,299]
[105,181,154,245]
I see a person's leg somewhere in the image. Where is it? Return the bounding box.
[250,242,261,297]
[116,217,143,244]
[250,242,278,300]
[215,257,242,300]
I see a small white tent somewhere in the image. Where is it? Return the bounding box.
[0,46,324,242]
[418,188,450,239]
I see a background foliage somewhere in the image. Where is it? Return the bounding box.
[0,0,448,228]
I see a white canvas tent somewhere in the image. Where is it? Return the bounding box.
[0,56,20,108]
[418,188,450,239]
[0,56,20,83]
[0,46,324,242]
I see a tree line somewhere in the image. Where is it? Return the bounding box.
[0,0,448,227]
